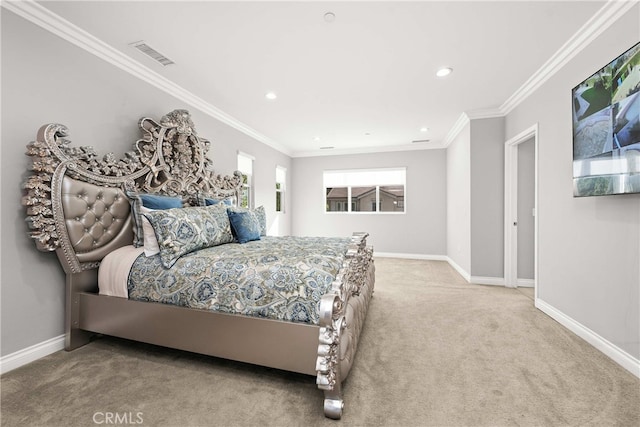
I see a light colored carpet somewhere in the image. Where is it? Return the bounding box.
[2,258,638,426]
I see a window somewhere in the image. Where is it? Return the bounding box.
[237,152,254,209]
[276,166,286,213]
[326,187,348,212]
[324,168,406,213]
[379,185,405,212]
[351,186,375,212]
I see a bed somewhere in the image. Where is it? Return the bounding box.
[22,109,375,419]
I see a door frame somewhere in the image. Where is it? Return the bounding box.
[504,124,538,297]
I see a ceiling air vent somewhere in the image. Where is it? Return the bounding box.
[411,139,430,143]
[129,41,175,66]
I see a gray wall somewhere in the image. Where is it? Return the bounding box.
[1,11,291,356]
[447,117,506,279]
[517,138,535,281]
[470,117,505,278]
[504,6,639,358]
[446,123,471,273]
[291,150,447,255]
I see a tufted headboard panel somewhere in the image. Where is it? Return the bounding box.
[61,176,133,263]
[23,109,243,275]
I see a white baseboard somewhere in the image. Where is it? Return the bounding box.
[374,252,448,261]
[444,257,471,282]
[517,278,535,287]
[536,299,640,379]
[468,277,534,287]
[373,252,471,282]
[0,335,65,375]
[471,276,505,286]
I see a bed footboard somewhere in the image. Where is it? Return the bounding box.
[316,232,374,419]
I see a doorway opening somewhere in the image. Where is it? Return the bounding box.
[504,124,538,300]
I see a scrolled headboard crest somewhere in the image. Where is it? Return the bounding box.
[23,109,242,255]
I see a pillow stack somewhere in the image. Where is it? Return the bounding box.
[127,191,268,268]
[143,204,235,268]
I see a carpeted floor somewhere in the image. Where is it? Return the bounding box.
[2,258,638,427]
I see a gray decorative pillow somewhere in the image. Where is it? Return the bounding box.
[143,204,234,268]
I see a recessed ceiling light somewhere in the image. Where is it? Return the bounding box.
[324,12,336,23]
[420,127,429,132]
[436,67,453,77]
[265,91,277,100]
[313,136,321,142]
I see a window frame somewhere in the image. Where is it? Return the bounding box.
[323,167,406,214]
[275,165,286,213]
[237,151,254,209]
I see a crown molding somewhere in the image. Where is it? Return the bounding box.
[441,109,503,148]
[2,0,292,157]
[466,108,504,120]
[292,141,447,158]
[442,113,470,148]
[500,0,637,115]
[443,0,634,148]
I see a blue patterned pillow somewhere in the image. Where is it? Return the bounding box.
[143,204,234,268]
[126,192,182,247]
[227,206,266,236]
[227,210,261,244]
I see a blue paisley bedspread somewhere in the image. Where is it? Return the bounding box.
[127,236,351,325]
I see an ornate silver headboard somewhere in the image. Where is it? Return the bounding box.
[22,109,243,274]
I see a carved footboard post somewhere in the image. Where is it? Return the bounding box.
[316,232,373,419]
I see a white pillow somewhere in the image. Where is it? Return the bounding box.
[141,206,160,257]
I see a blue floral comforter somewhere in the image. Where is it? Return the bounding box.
[127,236,351,325]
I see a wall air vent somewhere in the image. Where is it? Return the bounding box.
[129,41,175,66]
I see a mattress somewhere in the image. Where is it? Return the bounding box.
[98,245,144,298]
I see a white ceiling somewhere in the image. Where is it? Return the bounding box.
[38,0,606,156]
